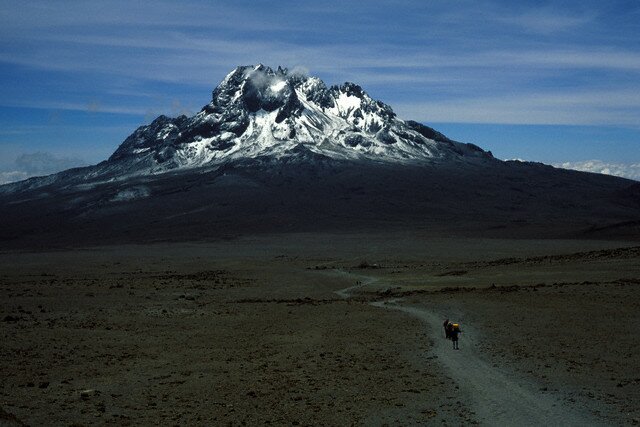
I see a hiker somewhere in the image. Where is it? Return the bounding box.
[443,318,450,338]
[445,321,454,340]
[450,323,461,350]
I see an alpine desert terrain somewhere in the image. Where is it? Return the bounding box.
[1,234,639,425]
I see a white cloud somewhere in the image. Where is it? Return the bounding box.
[15,152,86,175]
[0,171,29,185]
[3,33,640,126]
[1,0,639,129]
[436,1,596,35]
[0,152,87,185]
[392,89,640,125]
[499,12,592,34]
[553,160,640,181]
[487,50,640,71]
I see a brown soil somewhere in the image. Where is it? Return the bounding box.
[1,234,639,425]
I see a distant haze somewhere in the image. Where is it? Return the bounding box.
[0,152,87,184]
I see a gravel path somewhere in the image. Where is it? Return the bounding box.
[372,299,604,426]
[335,273,604,426]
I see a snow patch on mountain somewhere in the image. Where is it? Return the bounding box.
[111,186,150,202]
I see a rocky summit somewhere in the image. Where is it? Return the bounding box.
[0,65,639,247]
[108,64,490,174]
[1,64,495,196]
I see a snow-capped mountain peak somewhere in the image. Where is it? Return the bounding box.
[105,65,492,177]
[0,65,496,196]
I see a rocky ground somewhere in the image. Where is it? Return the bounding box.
[1,234,638,425]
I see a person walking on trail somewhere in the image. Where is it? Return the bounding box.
[450,323,461,350]
[445,321,454,340]
[443,318,450,338]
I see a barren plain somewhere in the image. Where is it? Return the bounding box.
[1,233,639,425]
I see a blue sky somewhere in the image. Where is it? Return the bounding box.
[1,0,639,182]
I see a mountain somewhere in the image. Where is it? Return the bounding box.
[2,64,492,193]
[0,65,639,248]
[107,64,492,169]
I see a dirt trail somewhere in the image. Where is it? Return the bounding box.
[335,274,605,426]
[332,273,377,299]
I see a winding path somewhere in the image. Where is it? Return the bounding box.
[334,272,604,426]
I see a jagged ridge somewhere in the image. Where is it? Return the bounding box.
[1,64,494,195]
[108,64,492,174]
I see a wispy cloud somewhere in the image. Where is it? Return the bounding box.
[14,152,85,175]
[0,151,87,185]
[0,0,638,165]
[0,171,29,185]
[492,7,595,34]
[488,49,640,71]
[0,98,154,116]
[3,38,640,127]
[393,88,640,126]
[0,1,296,31]
[554,160,640,181]
[0,96,201,119]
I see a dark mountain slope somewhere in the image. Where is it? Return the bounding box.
[1,157,638,249]
[0,65,638,248]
